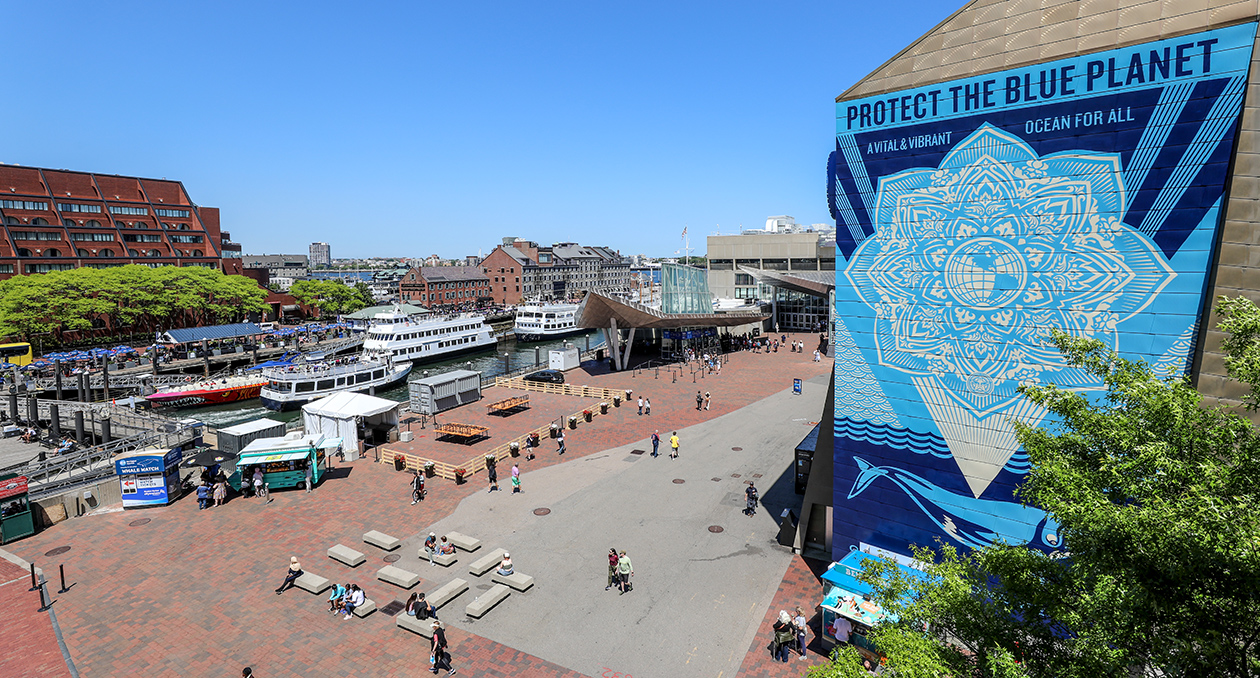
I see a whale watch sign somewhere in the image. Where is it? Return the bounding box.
[830,23,1256,560]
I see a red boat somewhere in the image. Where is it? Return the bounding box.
[145,376,268,408]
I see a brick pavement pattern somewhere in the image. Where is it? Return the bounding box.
[5,334,830,677]
[736,555,835,677]
[0,558,72,678]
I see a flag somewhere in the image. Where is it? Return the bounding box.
[681,226,688,239]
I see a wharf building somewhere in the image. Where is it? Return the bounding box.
[0,164,232,281]
[478,237,631,305]
[399,266,491,308]
[240,254,309,280]
[309,242,331,268]
[796,0,1260,567]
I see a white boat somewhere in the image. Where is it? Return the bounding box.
[259,356,412,411]
[362,306,497,363]
[513,303,584,342]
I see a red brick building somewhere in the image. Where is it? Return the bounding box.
[398,266,491,308]
[479,245,529,305]
[0,164,232,280]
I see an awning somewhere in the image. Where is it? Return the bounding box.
[317,437,343,449]
[575,292,769,330]
[161,323,264,345]
[239,451,309,463]
[302,391,399,418]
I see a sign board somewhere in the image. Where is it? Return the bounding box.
[0,476,28,500]
[793,378,803,396]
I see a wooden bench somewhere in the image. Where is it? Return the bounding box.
[486,395,529,414]
[363,530,401,551]
[294,572,330,594]
[377,565,421,589]
[446,532,482,553]
[491,571,534,591]
[396,611,436,638]
[466,583,511,618]
[428,578,469,609]
[468,548,508,576]
[433,423,489,441]
[352,598,376,617]
[328,544,366,567]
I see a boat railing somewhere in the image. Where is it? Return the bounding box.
[263,360,386,380]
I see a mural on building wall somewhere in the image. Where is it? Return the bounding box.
[830,23,1257,561]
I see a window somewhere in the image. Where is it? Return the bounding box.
[192,249,203,257]
[108,206,148,215]
[0,200,48,210]
[99,249,115,257]
[26,264,75,273]
[11,232,61,241]
[3,216,17,224]
[170,235,203,243]
[31,217,48,225]
[77,249,90,257]
[0,264,11,274]
[123,234,162,243]
[708,259,733,270]
[17,248,31,257]
[177,223,189,230]
[114,221,126,228]
[45,248,61,257]
[85,219,101,228]
[734,273,755,286]
[84,263,123,269]
[72,233,114,242]
[317,379,334,390]
[57,203,102,213]
[146,249,161,257]
[154,208,190,218]
[296,381,315,393]
[128,249,139,257]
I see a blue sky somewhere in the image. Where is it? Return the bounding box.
[4,1,954,259]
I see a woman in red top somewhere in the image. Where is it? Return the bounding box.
[606,548,619,591]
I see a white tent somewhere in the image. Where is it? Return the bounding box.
[301,392,400,461]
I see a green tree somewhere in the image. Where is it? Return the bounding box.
[353,281,374,309]
[290,279,366,318]
[814,302,1260,678]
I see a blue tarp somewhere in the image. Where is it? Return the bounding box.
[821,550,931,597]
[161,323,264,345]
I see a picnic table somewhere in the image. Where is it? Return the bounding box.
[433,423,489,441]
[486,395,529,414]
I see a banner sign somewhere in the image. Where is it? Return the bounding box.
[830,23,1256,560]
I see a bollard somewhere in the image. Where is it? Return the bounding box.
[535,347,540,366]
[75,410,84,443]
[27,396,37,427]
[50,403,60,440]
[76,372,85,402]
[37,576,50,612]
[102,418,112,444]
[203,340,210,378]
[59,564,69,594]
[54,362,63,401]
[7,392,16,423]
[102,365,111,401]
[29,563,38,591]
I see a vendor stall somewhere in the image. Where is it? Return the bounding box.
[115,448,185,509]
[819,549,930,663]
[0,474,34,544]
[301,392,399,461]
[229,433,340,492]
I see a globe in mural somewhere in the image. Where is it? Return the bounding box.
[945,238,1025,310]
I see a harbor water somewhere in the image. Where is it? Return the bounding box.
[174,330,605,429]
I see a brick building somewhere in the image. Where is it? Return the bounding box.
[0,164,234,280]
[398,266,491,308]
[479,238,631,305]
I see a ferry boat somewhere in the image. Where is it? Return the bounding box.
[362,306,496,363]
[259,356,412,411]
[145,375,268,408]
[513,303,583,342]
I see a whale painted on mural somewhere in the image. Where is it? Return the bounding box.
[848,457,1061,551]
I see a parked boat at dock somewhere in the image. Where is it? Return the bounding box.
[362,306,496,363]
[259,356,412,411]
[512,303,583,342]
[145,375,269,408]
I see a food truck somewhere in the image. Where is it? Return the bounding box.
[115,448,185,509]
[0,474,34,544]
[819,549,931,663]
[229,432,340,492]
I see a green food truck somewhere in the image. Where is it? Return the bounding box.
[229,433,341,493]
[0,474,35,544]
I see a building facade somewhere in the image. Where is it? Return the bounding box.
[479,238,631,304]
[398,266,491,307]
[707,231,836,300]
[309,242,331,267]
[0,164,229,280]
[814,0,1260,566]
[241,254,308,279]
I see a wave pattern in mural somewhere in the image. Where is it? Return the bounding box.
[831,23,1256,561]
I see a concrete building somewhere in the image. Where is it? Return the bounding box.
[398,266,490,308]
[479,238,632,305]
[309,242,331,267]
[0,164,231,280]
[805,0,1260,568]
[706,229,836,331]
[241,254,308,279]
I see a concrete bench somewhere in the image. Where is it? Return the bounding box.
[445,531,482,552]
[377,565,421,589]
[363,530,401,551]
[294,572,330,594]
[428,578,469,609]
[424,550,458,567]
[396,611,436,638]
[328,544,366,567]
[491,571,534,591]
[468,548,508,576]
[465,583,510,618]
[352,598,376,617]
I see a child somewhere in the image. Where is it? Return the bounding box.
[511,464,521,493]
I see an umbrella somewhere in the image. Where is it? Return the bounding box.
[180,448,240,468]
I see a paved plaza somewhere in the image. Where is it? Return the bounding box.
[4,337,833,677]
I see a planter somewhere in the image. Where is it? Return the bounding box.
[485,453,497,467]
[599,402,609,414]
[550,424,559,438]
[613,396,621,407]
[509,441,520,457]
[454,468,467,484]
[583,410,592,422]
[423,461,435,477]
[235,346,245,354]
[568,416,578,429]
[393,454,407,471]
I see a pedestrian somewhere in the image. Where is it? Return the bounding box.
[242,669,254,678]
[275,556,303,595]
[744,482,759,516]
[773,610,795,662]
[704,391,711,411]
[252,467,265,500]
[213,477,227,507]
[644,397,651,415]
[637,396,644,415]
[606,547,619,591]
[196,481,210,510]
[412,470,426,504]
[430,620,456,675]
[794,606,809,659]
[696,390,703,410]
[670,432,679,459]
[511,463,521,493]
[651,430,660,457]
[304,464,313,493]
[616,550,634,594]
[486,458,499,493]
[557,432,566,455]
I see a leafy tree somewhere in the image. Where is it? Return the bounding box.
[814,303,1260,678]
[353,281,374,309]
[289,280,366,318]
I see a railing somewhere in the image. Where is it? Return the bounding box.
[493,377,626,402]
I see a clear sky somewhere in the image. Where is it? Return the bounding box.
[4,1,955,259]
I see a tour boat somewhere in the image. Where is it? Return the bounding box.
[259,355,412,411]
[512,303,583,342]
[362,306,496,363]
[145,375,268,408]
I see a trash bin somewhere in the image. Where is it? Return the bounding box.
[595,349,605,362]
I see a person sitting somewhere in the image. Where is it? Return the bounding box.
[404,592,419,616]
[328,583,347,614]
[437,536,455,556]
[57,437,75,454]
[343,584,365,620]
[20,427,37,444]
[423,532,438,566]
[496,553,514,576]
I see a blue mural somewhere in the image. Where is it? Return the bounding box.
[831,24,1257,562]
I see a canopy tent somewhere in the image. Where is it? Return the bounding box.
[301,392,400,461]
[161,323,264,345]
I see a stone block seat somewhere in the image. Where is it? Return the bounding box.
[352,598,376,617]
[378,565,422,589]
[294,572,330,594]
[468,548,508,577]
[445,532,481,552]
[328,544,366,567]
[491,570,534,591]
[431,551,458,567]
[428,578,469,609]
[363,530,401,551]
[465,583,510,618]
[396,611,436,638]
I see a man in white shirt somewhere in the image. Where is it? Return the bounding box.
[831,615,853,644]
[344,584,366,620]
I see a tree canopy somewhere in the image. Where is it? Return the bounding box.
[0,266,269,344]
[811,298,1260,678]
[288,279,369,318]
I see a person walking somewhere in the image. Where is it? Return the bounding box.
[556,432,566,455]
[773,611,795,663]
[744,482,759,516]
[651,431,660,458]
[644,397,651,415]
[430,620,456,674]
[669,432,679,459]
[616,550,634,594]
[793,606,809,659]
[304,464,313,493]
[606,548,620,591]
[511,463,521,493]
[696,390,703,410]
[703,391,711,411]
[213,477,227,507]
[412,470,426,505]
[275,557,303,595]
[486,458,499,493]
[196,481,210,510]
[637,396,644,415]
